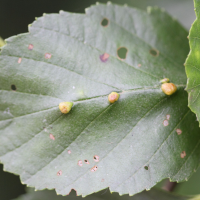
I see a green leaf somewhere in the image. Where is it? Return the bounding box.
[0,2,199,197]
[0,37,5,48]
[14,188,189,200]
[186,0,200,124]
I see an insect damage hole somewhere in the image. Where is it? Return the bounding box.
[144,166,149,170]
[57,170,62,176]
[149,49,159,57]
[11,84,16,91]
[101,18,109,27]
[91,165,98,172]
[93,155,99,162]
[117,47,128,60]
[84,160,90,164]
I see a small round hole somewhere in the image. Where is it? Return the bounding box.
[144,166,149,170]
[101,18,109,27]
[117,47,128,60]
[11,84,16,91]
[84,159,90,164]
[149,49,159,57]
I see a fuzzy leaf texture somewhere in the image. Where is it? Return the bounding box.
[186,0,200,125]
[0,2,199,197]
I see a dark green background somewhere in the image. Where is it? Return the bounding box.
[0,0,198,199]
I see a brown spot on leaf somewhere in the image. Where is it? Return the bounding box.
[166,114,170,120]
[68,150,71,154]
[49,134,55,140]
[18,58,22,64]
[163,120,169,126]
[181,151,186,158]
[93,155,99,162]
[91,165,98,172]
[176,129,182,135]
[100,53,109,62]
[45,53,52,59]
[57,170,62,176]
[28,44,34,50]
[78,160,83,167]
[84,160,90,164]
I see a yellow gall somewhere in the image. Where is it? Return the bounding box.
[161,83,177,95]
[160,78,170,84]
[108,92,120,103]
[59,102,73,114]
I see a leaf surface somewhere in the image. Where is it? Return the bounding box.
[0,2,199,197]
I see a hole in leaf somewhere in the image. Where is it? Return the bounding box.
[117,47,128,60]
[28,44,34,50]
[84,160,90,164]
[149,49,159,56]
[144,166,149,170]
[11,84,16,91]
[101,18,109,27]
[93,155,99,162]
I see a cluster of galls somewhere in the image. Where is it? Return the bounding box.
[59,79,176,114]
[59,92,120,114]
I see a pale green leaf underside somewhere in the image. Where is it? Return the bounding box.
[0,2,200,197]
[14,188,189,200]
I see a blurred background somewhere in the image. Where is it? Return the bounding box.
[0,0,198,199]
